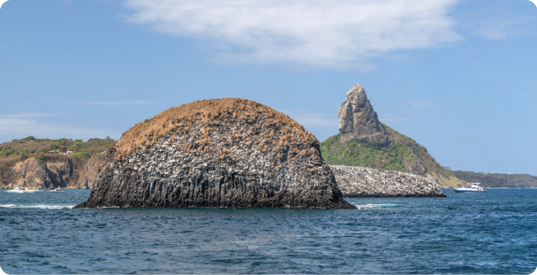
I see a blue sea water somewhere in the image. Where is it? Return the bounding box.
[0,189,536,274]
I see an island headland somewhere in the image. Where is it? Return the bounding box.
[0,137,112,190]
[322,84,462,188]
[75,98,356,209]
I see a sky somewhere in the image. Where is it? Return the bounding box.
[0,0,536,175]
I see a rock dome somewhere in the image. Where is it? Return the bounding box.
[76,98,355,209]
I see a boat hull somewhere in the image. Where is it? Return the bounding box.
[452,189,482,193]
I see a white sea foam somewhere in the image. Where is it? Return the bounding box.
[353,203,406,210]
[0,204,75,209]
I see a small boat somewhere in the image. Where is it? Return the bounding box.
[23,187,40,193]
[452,182,486,193]
[50,188,64,193]
[5,186,24,193]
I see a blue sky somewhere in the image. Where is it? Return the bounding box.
[0,0,536,175]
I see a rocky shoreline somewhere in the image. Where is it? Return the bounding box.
[330,165,446,198]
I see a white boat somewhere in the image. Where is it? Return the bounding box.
[50,188,64,193]
[452,182,486,193]
[5,186,24,193]
[23,187,40,193]
[6,186,43,193]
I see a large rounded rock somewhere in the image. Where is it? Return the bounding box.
[76,99,355,209]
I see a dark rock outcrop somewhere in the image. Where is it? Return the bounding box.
[76,98,355,209]
[338,84,392,145]
[330,165,446,198]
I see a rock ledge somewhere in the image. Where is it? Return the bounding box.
[330,165,446,198]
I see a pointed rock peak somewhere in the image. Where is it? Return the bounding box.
[346,83,366,98]
[338,84,392,145]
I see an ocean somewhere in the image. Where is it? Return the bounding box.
[0,189,536,274]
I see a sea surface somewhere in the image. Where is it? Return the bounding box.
[0,189,536,274]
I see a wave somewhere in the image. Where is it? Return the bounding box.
[354,203,406,210]
[0,204,75,209]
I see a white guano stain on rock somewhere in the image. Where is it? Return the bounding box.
[330,165,446,198]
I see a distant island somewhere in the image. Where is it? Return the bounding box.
[452,171,537,188]
[0,136,115,189]
[320,84,462,187]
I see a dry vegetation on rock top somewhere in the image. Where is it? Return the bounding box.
[114,98,314,158]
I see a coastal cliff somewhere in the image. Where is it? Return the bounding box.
[0,137,114,189]
[330,165,446,198]
[7,157,72,189]
[322,84,462,187]
[76,98,355,209]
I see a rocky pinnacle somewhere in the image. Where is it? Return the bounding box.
[337,84,393,145]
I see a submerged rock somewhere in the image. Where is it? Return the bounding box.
[76,98,355,209]
[330,165,446,198]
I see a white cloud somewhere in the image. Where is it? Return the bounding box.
[11,101,155,106]
[0,113,61,119]
[82,101,154,105]
[453,0,537,40]
[379,114,411,123]
[281,109,338,128]
[0,119,111,141]
[124,0,461,69]
[409,99,431,109]
[473,16,535,40]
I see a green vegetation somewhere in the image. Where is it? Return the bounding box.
[0,136,115,158]
[453,171,537,188]
[321,124,461,187]
[321,134,417,172]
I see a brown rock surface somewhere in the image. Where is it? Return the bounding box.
[11,158,72,189]
[71,154,106,189]
[12,158,51,188]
